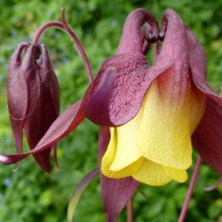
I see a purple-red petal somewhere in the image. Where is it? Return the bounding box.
[86,53,172,127]
[185,19,222,175]
[86,9,194,127]
[33,100,85,152]
[85,68,116,126]
[0,94,90,169]
[7,43,30,120]
[6,43,61,171]
[117,8,159,54]
[192,99,222,176]
[23,45,60,171]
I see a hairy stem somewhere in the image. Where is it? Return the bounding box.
[178,156,202,222]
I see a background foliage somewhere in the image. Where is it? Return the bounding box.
[1,0,222,221]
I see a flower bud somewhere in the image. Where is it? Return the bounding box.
[7,43,60,171]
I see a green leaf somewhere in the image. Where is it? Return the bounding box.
[67,168,99,222]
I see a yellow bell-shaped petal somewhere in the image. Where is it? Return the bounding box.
[102,128,144,178]
[101,74,206,186]
[132,159,172,186]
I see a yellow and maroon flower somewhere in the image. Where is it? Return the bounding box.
[1,8,222,222]
[85,9,208,186]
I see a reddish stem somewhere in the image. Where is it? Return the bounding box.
[32,9,93,83]
[127,197,134,222]
[60,9,93,82]
[178,156,202,222]
[32,21,64,45]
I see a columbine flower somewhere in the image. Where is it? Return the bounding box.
[86,8,222,219]
[2,7,222,222]
[85,8,207,186]
[7,42,59,171]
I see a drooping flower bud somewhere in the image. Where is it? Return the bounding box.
[7,42,60,171]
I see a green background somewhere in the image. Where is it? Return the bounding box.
[1,0,222,221]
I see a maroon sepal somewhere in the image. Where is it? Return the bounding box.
[85,9,173,127]
[192,99,222,176]
[98,127,139,222]
[7,42,31,153]
[183,22,222,176]
[0,85,92,169]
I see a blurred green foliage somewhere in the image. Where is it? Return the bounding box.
[1,0,222,221]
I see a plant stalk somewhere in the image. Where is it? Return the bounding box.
[32,8,93,83]
[127,197,134,222]
[178,156,202,222]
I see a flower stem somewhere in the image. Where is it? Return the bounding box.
[127,197,134,222]
[60,9,93,82]
[178,156,202,222]
[32,22,64,45]
[32,8,93,83]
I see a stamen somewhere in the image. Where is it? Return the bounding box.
[178,156,202,222]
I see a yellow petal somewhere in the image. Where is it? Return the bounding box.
[110,122,142,171]
[117,78,205,170]
[132,159,172,186]
[162,166,188,183]
[101,128,144,178]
